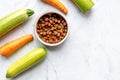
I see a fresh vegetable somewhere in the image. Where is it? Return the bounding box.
[6,47,47,78]
[0,8,34,37]
[42,0,68,14]
[72,0,94,13]
[0,34,33,56]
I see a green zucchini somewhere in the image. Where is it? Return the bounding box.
[72,0,94,13]
[6,47,47,78]
[0,8,34,37]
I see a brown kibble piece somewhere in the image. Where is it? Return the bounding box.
[40,19,43,22]
[57,26,62,30]
[43,32,47,36]
[54,31,58,36]
[49,39,53,43]
[57,33,60,37]
[37,30,40,33]
[58,20,60,23]
[48,23,51,26]
[42,21,45,23]
[40,32,43,35]
[48,31,52,35]
[63,22,67,26]
[64,29,67,33]
[46,31,49,35]
[41,24,45,27]
[45,22,49,26]
[50,20,52,24]
[55,19,57,23]
[45,17,49,21]
[62,33,66,36]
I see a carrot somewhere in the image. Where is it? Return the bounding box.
[42,0,68,14]
[0,34,33,57]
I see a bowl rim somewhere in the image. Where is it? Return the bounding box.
[34,12,69,46]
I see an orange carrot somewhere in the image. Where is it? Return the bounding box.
[0,34,33,57]
[42,0,68,14]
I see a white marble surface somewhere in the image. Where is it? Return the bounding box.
[1,0,120,80]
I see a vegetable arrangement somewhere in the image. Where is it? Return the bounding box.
[6,47,47,78]
[0,0,95,78]
[0,9,34,37]
[0,34,33,57]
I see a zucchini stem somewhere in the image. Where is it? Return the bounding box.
[26,9,34,17]
[6,73,11,78]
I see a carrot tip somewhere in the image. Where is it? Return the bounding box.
[42,0,68,14]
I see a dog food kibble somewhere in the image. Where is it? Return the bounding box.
[36,13,68,44]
